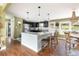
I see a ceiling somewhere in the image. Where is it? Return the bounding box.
[6,3,79,21]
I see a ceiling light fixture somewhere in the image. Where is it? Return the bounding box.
[26,11,29,20]
[71,10,78,24]
[38,6,41,16]
[48,13,50,20]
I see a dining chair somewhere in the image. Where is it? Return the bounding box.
[64,32,78,55]
[64,32,71,55]
[50,30,59,51]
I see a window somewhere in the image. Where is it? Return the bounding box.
[61,23,69,30]
[72,25,79,31]
[50,22,55,28]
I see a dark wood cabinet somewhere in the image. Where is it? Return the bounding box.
[23,20,48,32]
[44,21,48,27]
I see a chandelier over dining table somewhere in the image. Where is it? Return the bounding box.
[70,10,78,24]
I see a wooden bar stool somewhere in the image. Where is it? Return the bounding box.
[40,36,53,56]
[51,36,58,49]
[41,38,50,52]
[64,32,71,55]
[51,30,59,49]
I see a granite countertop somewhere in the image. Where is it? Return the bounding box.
[22,31,51,36]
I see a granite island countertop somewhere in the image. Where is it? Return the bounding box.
[23,31,52,36]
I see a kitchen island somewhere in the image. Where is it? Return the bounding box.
[21,32,52,52]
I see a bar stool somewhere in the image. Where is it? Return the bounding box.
[51,36,58,49]
[39,36,54,56]
[41,38,50,52]
[64,32,71,55]
[51,30,59,49]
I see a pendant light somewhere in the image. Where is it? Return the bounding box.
[26,11,29,20]
[38,6,41,21]
[48,13,50,20]
[38,6,41,16]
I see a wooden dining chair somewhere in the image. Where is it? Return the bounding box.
[64,32,71,55]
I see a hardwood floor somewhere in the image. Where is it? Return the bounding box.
[39,39,79,56]
[0,40,55,56]
[0,40,79,56]
[0,40,38,56]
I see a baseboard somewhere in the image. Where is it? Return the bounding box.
[22,42,39,52]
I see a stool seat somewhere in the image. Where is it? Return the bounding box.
[41,37,50,52]
[41,38,49,48]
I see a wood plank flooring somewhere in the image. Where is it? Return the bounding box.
[0,40,55,56]
[0,40,38,56]
[0,40,79,56]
